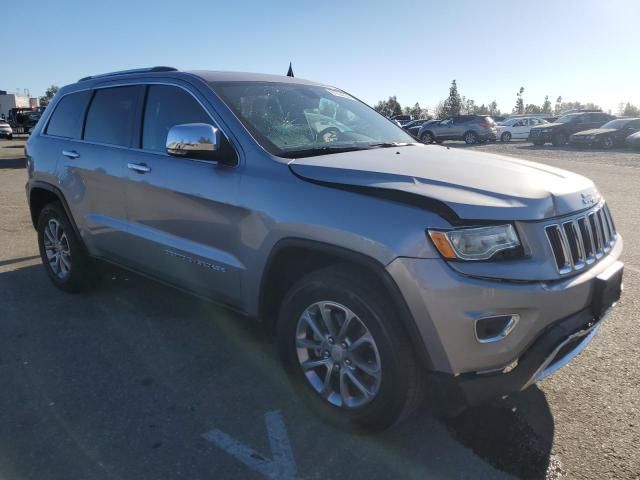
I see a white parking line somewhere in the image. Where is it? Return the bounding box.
[202,410,298,480]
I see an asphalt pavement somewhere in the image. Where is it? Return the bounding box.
[1,137,638,479]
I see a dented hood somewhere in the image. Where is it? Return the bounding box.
[288,145,600,221]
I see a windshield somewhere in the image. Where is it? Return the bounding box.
[555,114,579,124]
[601,119,631,129]
[209,81,414,157]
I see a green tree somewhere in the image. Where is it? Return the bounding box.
[622,102,640,117]
[442,80,462,117]
[525,104,542,114]
[554,96,563,115]
[409,102,428,119]
[513,87,525,114]
[541,95,552,114]
[39,85,59,107]
[373,96,403,117]
[488,100,500,117]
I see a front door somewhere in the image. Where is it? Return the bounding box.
[123,84,243,306]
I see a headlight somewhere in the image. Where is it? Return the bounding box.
[428,224,520,261]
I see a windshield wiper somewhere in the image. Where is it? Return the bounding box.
[279,145,373,158]
[367,142,416,148]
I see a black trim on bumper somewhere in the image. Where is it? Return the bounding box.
[432,307,599,406]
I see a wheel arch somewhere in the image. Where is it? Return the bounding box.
[28,181,86,250]
[258,238,434,370]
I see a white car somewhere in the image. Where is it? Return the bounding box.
[0,121,14,140]
[496,117,548,142]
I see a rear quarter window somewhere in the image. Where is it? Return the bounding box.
[45,91,91,139]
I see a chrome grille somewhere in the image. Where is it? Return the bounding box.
[545,203,616,274]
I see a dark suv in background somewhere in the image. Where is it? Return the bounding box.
[417,115,496,145]
[528,112,615,146]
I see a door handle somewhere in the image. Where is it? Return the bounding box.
[127,162,151,174]
[62,150,80,159]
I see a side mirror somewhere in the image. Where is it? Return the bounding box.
[166,123,226,163]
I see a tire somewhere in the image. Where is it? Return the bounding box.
[464,131,479,145]
[551,131,568,146]
[602,136,614,150]
[501,132,512,142]
[276,264,424,431]
[420,131,435,144]
[37,202,93,293]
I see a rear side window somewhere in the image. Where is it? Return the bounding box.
[46,91,90,139]
[84,86,141,147]
[142,85,211,152]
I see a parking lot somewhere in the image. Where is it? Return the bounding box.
[1,137,638,479]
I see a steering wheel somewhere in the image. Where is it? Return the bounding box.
[317,127,341,143]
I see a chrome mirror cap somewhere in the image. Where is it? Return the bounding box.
[166,123,221,160]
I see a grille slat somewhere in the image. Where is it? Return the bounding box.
[546,202,616,274]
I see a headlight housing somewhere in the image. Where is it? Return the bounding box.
[428,224,521,261]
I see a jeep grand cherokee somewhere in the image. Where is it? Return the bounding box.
[25,67,623,430]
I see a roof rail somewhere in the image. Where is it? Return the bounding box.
[78,66,178,82]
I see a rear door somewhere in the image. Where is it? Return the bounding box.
[51,86,143,262]
[123,83,243,305]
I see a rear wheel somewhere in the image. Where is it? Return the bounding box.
[501,132,512,142]
[37,202,93,293]
[277,265,424,431]
[464,131,479,145]
[551,131,568,146]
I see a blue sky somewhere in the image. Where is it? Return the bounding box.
[4,0,639,114]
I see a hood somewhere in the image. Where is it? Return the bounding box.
[572,128,616,136]
[288,145,599,221]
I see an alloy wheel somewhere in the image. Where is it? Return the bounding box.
[295,301,382,408]
[465,132,477,144]
[43,218,72,279]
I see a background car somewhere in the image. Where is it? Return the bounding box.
[0,120,13,140]
[496,117,548,142]
[569,118,640,149]
[528,112,615,146]
[625,130,640,149]
[402,118,432,138]
[417,115,496,145]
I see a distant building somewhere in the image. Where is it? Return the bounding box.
[0,92,31,118]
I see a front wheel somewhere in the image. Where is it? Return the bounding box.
[501,132,512,142]
[420,131,435,144]
[277,265,424,431]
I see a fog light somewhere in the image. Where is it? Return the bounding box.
[475,314,519,343]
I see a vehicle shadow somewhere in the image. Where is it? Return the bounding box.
[0,262,556,480]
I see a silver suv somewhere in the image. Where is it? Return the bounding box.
[25,67,624,430]
[417,115,497,144]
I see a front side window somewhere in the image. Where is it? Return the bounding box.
[46,91,91,139]
[84,86,141,147]
[209,81,413,157]
[142,85,212,152]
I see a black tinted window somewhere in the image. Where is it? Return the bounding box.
[142,85,211,152]
[46,91,90,138]
[84,86,140,146]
